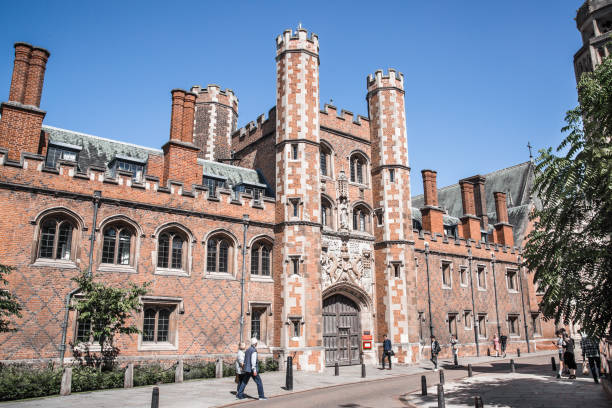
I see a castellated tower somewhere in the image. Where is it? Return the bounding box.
[273,27,324,371]
[367,70,418,363]
[191,84,238,160]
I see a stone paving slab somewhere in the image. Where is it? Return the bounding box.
[0,351,557,408]
[403,371,610,408]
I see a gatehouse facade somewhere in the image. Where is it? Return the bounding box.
[0,27,557,371]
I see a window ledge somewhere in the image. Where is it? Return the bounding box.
[98,264,137,274]
[464,327,473,331]
[204,272,236,281]
[507,290,519,294]
[442,285,452,290]
[138,342,178,351]
[348,182,369,189]
[155,268,189,277]
[460,283,469,288]
[250,276,274,283]
[73,343,102,352]
[478,287,487,292]
[31,259,78,269]
[510,335,521,339]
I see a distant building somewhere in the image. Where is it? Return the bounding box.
[0,28,555,370]
[574,0,612,81]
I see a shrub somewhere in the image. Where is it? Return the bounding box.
[133,364,175,386]
[71,365,123,392]
[258,358,279,373]
[0,364,61,401]
[183,361,215,381]
[222,362,236,377]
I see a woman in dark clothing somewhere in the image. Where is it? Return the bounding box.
[563,333,577,379]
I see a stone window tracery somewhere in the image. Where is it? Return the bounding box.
[349,153,368,185]
[251,241,272,277]
[157,229,187,271]
[37,216,76,261]
[206,234,234,275]
[101,223,135,266]
[352,205,371,233]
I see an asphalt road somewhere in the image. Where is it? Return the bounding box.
[228,355,555,408]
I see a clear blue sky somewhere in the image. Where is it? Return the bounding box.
[0,1,583,195]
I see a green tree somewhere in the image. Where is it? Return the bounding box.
[0,264,22,332]
[525,55,612,338]
[71,271,148,369]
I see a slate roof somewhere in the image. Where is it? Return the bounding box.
[42,124,273,193]
[411,161,536,245]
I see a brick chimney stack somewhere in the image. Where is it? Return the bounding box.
[463,175,488,228]
[459,180,481,241]
[161,89,200,189]
[0,42,50,161]
[493,192,514,247]
[420,170,444,236]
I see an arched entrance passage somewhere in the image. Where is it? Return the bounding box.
[323,294,361,366]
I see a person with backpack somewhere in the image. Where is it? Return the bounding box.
[499,334,508,358]
[430,335,441,371]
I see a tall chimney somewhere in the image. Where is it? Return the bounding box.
[420,170,444,236]
[23,47,50,107]
[464,175,488,228]
[8,43,32,103]
[181,92,196,143]
[170,89,186,141]
[493,192,514,246]
[459,180,481,241]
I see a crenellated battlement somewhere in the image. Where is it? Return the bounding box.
[0,149,274,218]
[191,84,238,113]
[276,27,319,56]
[366,69,404,92]
[319,104,370,141]
[231,107,276,153]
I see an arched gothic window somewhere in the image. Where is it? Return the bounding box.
[101,223,135,266]
[320,142,332,177]
[321,196,334,229]
[38,216,75,260]
[352,205,371,233]
[157,230,186,270]
[207,234,234,274]
[349,153,368,185]
[251,241,272,277]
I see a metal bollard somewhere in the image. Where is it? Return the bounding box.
[151,387,159,408]
[421,375,427,396]
[286,356,293,391]
[361,363,366,378]
[437,383,445,408]
[551,356,557,372]
[468,364,473,377]
[334,362,339,376]
[517,348,521,357]
[474,395,483,408]
[439,369,445,385]
[510,359,516,373]
[453,353,458,367]
[487,348,490,357]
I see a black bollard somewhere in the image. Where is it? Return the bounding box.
[421,375,427,396]
[474,395,483,408]
[437,384,445,408]
[468,363,473,377]
[487,348,490,357]
[517,348,521,357]
[334,362,339,376]
[361,363,366,378]
[439,369,445,385]
[510,359,516,373]
[551,356,557,372]
[453,353,458,367]
[286,356,293,391]
[151,386,159,408]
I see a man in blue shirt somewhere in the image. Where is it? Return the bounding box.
[382,334,392,369]
[236,338,267,400]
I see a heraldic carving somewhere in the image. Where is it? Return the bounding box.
[321,241,371,288]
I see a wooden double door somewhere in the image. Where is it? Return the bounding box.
[323,294,361,366]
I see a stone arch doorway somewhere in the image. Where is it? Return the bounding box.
[323,294,361,366]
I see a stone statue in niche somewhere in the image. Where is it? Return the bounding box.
[339,197,349,231]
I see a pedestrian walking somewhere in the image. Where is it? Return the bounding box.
[499,334,508,358]
[563,332,577,379]
[382,334,393,370]
[580,333,602,384]
[235,342,246,396]
[430,335,441,371]
[553,330,565,378]
[236,338,267,400]
[450,335,459,366]
[493,334,500,357]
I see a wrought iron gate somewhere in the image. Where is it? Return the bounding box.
[323,294,361,366]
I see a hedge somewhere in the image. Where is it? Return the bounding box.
[0,364,61,401]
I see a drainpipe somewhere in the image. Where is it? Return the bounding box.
[424,242,434,338]
[239,214,250,344]
[468,248,480,356]
[491,253,502,340]
[518,253,531,352]
[58,191,101,365]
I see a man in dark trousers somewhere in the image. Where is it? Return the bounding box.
[500,334,508,358]
[430,335,441,371]
[236,338,267,400]
[382,334,392,369]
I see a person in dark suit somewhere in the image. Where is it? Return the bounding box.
[382,334,392,369]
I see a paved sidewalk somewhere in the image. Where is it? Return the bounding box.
[0,351,557,408]
[403,369,610,408]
